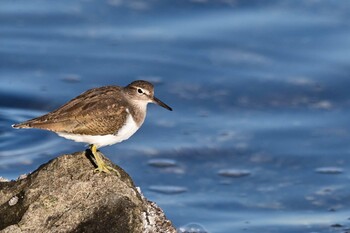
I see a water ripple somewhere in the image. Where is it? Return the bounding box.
[0,107,73,169]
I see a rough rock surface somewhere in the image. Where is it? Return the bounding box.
[0,151,176,233]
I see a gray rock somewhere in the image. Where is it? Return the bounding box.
[0,151,176,233]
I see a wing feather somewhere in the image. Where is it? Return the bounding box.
[13,86,129,135]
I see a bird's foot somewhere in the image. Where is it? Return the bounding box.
[94,162,111,174]
[90,144,120,176]
[93,162,120,176]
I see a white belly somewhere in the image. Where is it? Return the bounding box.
[57,113,140,148]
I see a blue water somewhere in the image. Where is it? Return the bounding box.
[2,1,350,232]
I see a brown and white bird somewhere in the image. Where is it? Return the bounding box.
[12,80,172,173]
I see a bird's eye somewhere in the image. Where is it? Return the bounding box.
[137,88,143,94]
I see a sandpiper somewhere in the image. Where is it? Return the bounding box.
[12,80,172,173]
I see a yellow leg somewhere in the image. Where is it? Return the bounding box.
[89,144,120,176]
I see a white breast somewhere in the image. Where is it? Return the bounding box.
[57,111,140,148]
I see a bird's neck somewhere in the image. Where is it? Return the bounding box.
[128,101,148,127]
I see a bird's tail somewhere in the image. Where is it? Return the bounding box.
[12,122,32,129]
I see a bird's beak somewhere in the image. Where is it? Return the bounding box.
[153,96,172,111]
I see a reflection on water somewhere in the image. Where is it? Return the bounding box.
[2,1,350,232]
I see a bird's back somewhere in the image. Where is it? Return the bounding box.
[13,86,131,135]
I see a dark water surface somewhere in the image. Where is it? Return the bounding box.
[1,1,350,232]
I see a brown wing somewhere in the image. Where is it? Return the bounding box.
[13,86,129,135]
